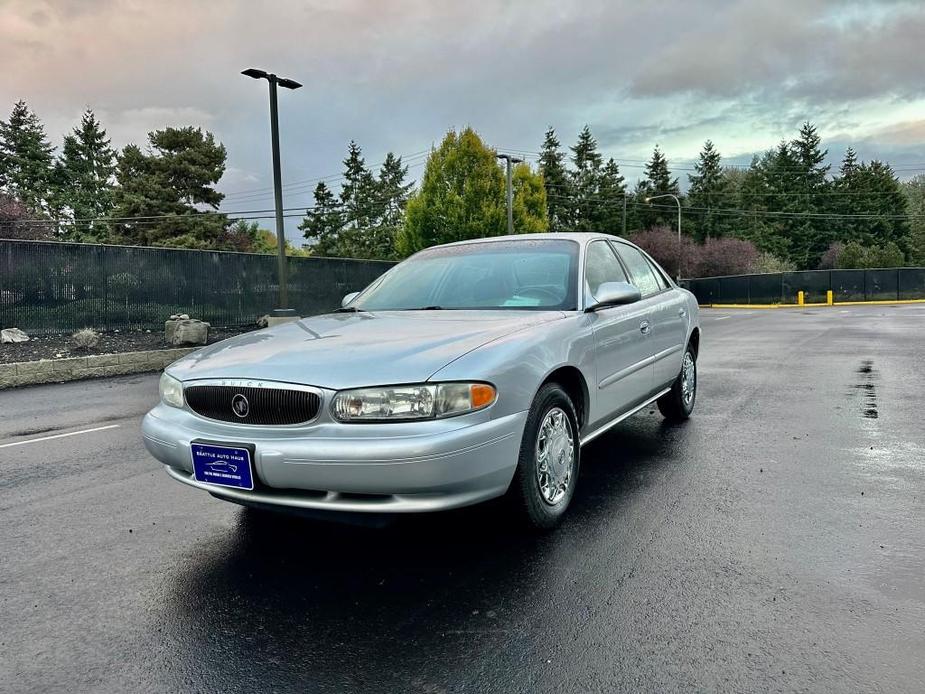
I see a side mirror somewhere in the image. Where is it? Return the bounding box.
[586,281,641,311]
[341,291,360,307]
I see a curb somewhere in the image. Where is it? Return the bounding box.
[702,299,925,309]
[0,348,196,390]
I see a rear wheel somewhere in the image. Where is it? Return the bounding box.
[507,383,580,530]
[658,344,697,421]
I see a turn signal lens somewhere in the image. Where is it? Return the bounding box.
[469,383,497,409]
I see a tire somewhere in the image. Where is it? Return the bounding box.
[658,343,697,421]
[507,383,580,530]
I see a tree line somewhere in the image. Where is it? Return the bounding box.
[2,99,923,273]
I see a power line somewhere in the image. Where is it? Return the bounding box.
[220,150,431,200]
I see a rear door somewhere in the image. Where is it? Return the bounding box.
[612,242,687,390]
[584,240,654,428]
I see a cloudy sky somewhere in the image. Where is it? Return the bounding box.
[1,0,923,236]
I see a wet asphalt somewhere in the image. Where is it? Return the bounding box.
[1,305,924,693]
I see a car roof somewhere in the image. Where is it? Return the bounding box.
[437,232,629,249]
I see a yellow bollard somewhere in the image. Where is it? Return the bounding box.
[798,290,804,306]
[827,290,834,306]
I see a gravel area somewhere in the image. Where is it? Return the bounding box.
[0,327,256,364]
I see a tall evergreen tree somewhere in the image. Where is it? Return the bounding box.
[687,140,730,241]
[299,181,345,256]
[569,125,603,232]
[733,155,784,258]
[538,127,570,231]
[853,160,909,251]
[789,122,831,266]
[377,152,413,230]
[638,145,680,229]
[831,147,862,243]
[55,109,116,240]
[901,175,925,265]
[830,149,907,257]
[110,127,227,247]
[593,158,626,233]
[0,100,55,219]
[340,141,377,229]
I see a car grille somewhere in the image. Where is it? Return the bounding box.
[184,385,321,425]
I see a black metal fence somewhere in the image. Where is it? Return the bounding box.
[0,240,394,334]
[683,268,925,305]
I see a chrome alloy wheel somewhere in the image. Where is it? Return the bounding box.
[681,351,696,407]
[535,407,575,506]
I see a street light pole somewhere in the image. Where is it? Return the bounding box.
[242,68,302,316]
[645,193,682,282]
[496,153,523,234]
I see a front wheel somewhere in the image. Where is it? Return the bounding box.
[658,344,697,421]
[507,383,580,530]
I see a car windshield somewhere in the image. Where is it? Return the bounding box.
[353,239,579,311]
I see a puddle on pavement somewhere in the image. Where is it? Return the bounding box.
[854,359,878,419]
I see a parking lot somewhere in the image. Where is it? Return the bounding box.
[2,305,924,693]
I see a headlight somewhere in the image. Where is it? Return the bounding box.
[159,372,184,408]
[332,382,496,422]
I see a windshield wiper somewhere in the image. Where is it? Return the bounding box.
[408,305,444,310]
[333,306,368,313]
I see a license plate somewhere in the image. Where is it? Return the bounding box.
[191,443,254,490]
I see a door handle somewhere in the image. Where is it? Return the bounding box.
[678,307,686,317]
[640,320,651,335]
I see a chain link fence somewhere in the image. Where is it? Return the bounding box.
[683,268,925,305]
[1,240,394,334]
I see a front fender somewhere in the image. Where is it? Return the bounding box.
[428,314,595,421]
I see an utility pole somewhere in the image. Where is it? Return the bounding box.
[242,68,302,318]
[496,153,523,235]
[622,195,627,237]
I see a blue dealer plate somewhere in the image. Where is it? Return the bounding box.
[191,443,254,490]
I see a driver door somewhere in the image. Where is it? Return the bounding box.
[585,241,654,429]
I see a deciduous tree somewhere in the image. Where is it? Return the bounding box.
[397,128,507,254]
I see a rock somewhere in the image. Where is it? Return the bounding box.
[178,314,190,320]
[169,314,180,321]
[165,318,210,346]
[256,314,270,328]
[1,327,29,343]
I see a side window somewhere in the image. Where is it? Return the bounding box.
[613,243,661,297]
[585,241,629,298]
[644,256,670,290]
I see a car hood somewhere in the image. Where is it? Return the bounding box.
[167,310,565,390]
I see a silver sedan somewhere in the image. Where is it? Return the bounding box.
[142,233,700,528]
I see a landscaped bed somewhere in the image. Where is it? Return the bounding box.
[0,326,257,365]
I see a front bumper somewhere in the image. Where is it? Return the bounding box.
[141,404,527,513]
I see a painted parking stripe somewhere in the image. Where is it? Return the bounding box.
[0,424,121,449]
[715,315,731,321]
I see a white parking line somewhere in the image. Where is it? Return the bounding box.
[715,315,731,321]
[0,424,121,449]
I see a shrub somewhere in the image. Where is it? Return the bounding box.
[831,241,905,269]
[868,241,905,268]
[72,327,100,350]
[818,243,843,270]
[749,252,796,274]
[628,227,700,278]
[695,237,759,277]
